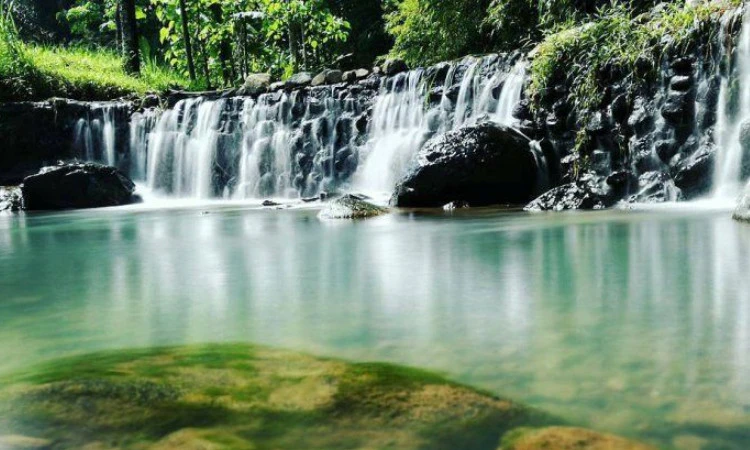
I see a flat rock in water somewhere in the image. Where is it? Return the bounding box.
[319,194,388,219]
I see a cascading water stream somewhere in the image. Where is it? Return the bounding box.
[73,103,123,167]
[713,6,750,199]
[79,53,530,201]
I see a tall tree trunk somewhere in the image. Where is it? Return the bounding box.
[288,21,302,71]
[209,3,234,86]
[115,6,122,51]
[178,0,196,82]
[119,0,140,74]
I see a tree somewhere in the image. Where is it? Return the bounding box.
[178,0,196,81]
[119,0,140,73]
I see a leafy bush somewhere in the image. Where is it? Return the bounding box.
[528,0,740,115]
[384,0,494,66]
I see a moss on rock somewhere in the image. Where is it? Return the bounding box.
[0,344,653,450]
[498,426,657,450]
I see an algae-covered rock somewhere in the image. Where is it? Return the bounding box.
[499,427,656,450]
[0,344,555,450]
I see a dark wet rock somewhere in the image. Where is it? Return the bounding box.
[240,73,271,96]
[661,91,695,126]
[262,200,281,207]
[286,72,313,89]
[673,146,714,198]
[671,57,694,75]
[443,200,470,211]
[606,170,636,191]
[343,70,358,83]
[312,69,343,87]
[733,182,750,222]
[140,94,161,109]
[610,94,630,124]
[383,58,408,76]
[21,162,136,210]
[655,139,678,164]
[524,177,610,211]
[319,194,388,219]
[627,171,681,204]
[391,122,538,208]
[670,75,693,91]
[628,98,654,136]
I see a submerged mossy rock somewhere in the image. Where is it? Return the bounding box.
[499,427,656,450]
[0,344,556,450]
[21,162,136,210]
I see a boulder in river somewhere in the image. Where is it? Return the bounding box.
[391,122,539,208]
[21,162,137,210]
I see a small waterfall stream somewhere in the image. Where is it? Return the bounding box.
[73,103,124,167]
[713,6,750,199]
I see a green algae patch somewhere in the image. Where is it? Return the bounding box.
[0,343,645,450]
[498,426,658,450]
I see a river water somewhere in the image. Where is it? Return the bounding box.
[1,204,749,448]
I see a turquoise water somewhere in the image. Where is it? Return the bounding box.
[1,204,750,448]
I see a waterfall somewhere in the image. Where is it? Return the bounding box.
[494,61,527,126]
[129,108,160,181]
[356,69,429,192]
[73,103,124,167]
[82,53,528,200]
[713,6,750,199]
[356,55,528,195]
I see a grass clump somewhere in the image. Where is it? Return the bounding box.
[528,0,740,118]
[0,1,189,101]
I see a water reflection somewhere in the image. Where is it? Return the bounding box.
[1,208,750,447]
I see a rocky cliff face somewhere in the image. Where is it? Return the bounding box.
[522,6,744,209]
[0,99,132,185]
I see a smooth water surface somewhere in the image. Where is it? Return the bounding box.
[1,205,750,448]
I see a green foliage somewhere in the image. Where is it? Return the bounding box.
[0,43,190,101]
[528,0,740,119]
[385,0,494,66]
[152,0,349,85]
